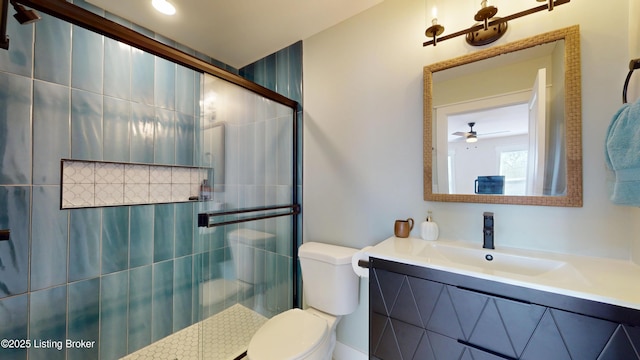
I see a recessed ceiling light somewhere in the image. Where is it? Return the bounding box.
[152,0,176,15]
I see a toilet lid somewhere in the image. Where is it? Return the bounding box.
[248,309,329,360]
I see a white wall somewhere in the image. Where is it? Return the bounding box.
[303,0,640,354]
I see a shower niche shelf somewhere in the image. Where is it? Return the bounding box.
[60,159,213,209]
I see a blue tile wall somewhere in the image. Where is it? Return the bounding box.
[102,207,130,274]
[175,203,194,257]
[239,40,304,308]
[176,113,195,166]
[0,294,28,360]
[177,65,196,116]
[154,108,176,164]
[0,2,302,358]
[130,205,154,268]
[240,40,303,105]
[154,204,175,262]
[130,103,156,163]
[0,19,33,77]
[155,57,176,110]
[132,50,155,105]
[173,255,193,331]
[0,71,32,185]
[69,208,101,282]
[71,25,103,93]
[29,285,67,360]
[30,186,68,291]
[152,260,174,341]
[68,278,100,360]
[128,265,153,353]
[100,271,128,360]
[0,187,29,297]
[104,39,132,100]
[103,97,131,162]
[34,14,71,86]
[71,89,103,160]
[33,80,70,185]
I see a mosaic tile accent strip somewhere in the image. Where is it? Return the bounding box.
[61,159,209,209]
[121,304,268,360]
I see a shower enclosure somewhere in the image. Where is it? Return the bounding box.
[0,1,301,359]
[193,74,300,359]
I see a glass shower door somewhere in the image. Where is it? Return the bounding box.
[195,73,299,359]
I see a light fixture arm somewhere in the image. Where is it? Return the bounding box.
[423,0,570,47]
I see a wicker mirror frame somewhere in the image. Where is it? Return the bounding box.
[424,25,582,207]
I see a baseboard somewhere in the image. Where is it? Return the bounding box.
[333,341,368,360]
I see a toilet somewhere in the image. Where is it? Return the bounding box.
[247,242,360,360]
[200,228,275,312]
[229,228,276,286]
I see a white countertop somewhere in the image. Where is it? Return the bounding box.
[367,237,640,311]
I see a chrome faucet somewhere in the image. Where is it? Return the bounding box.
[483,212,494,249]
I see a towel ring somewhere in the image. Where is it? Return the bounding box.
[623,58,640,104]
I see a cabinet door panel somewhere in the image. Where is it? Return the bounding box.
[549,308,617,359]
[447,284,489,339]
[370,269,390,316]
[370,312,388,356]
[521,310,572,360]
[390,277,425,328]
[598,324,640,360]
[371,268,403,316]
[408,275,445,327]
[418,330,464,360]
[449,285,545,358]
[371,315,403,360]
[425,285,465,339]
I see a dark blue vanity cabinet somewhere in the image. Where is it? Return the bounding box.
[369,258,640,360]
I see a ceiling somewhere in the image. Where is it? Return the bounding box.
[448,103,529,143]
[86,0,383,69]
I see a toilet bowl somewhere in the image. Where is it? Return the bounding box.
[246,242,359,360]
[247,308,336,360]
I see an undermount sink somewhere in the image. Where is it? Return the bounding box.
[420,242,567,276]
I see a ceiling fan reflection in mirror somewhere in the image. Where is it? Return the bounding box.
[451,121,510,143]
[452,122,478,143]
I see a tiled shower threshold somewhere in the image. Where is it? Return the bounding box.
[121,304,267,360]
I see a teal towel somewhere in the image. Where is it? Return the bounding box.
[605,99,640,206]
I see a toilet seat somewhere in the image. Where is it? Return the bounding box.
[248,308,329,360]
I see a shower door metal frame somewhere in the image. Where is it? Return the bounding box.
[15,0,302,307]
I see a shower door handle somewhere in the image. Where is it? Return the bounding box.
[0,229,9,241]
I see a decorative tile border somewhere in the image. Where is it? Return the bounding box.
[60,159,211,209]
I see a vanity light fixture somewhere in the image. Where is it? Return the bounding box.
[424,6,444,46]
[423,0,570,47]
[152,0,176,16]
[465,0,507,46]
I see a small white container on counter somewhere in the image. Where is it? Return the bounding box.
[420,211,439,241]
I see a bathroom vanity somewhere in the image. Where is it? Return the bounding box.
[367,237,640,360]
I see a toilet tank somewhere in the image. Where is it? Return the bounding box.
[299,242,359,316]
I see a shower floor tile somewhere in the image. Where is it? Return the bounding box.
[121,304,268,360]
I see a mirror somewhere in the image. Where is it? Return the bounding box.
[424,25,582,207]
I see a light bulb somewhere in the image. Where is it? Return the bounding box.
[152,0,176,15]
